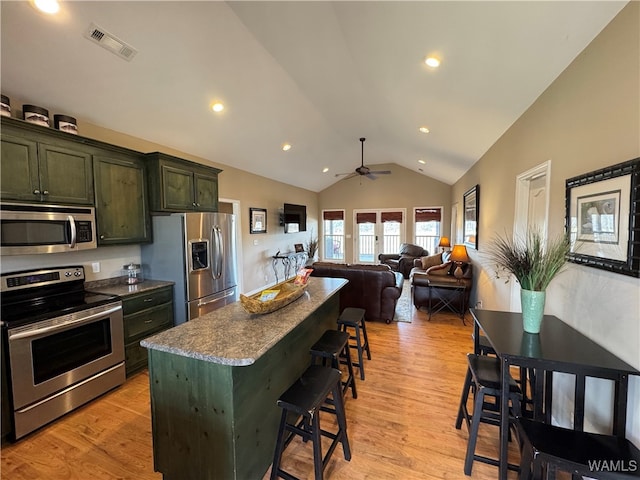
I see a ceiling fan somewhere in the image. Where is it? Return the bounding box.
[335,137,391,181]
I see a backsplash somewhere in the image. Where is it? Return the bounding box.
[0,244,141,281]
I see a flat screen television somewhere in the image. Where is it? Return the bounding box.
[282,203,307,233]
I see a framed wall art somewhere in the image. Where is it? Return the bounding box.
[250,207,267,234]
[463,184,479,249]
[565,157,639,277]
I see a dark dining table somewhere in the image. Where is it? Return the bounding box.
[470,308,640,480]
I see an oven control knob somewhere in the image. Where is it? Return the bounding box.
[64,271,72,277]
[74,271,82,277]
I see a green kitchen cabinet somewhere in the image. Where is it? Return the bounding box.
[145,152,221,212]
[122,285,174,377]
[94,152,152,244]
[1,123,94,205]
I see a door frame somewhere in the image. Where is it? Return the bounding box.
[352,208,406,263]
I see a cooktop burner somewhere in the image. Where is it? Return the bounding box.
[1,266,119,328]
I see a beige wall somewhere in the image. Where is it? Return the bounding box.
[318,163,451,262]
[452,3,640,443]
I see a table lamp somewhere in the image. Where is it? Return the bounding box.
[450,244,470,281]
[438,237,451,252]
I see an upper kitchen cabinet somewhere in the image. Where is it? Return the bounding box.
[145,152,221,212]
[94,151,151,245]
[1,118,94,205]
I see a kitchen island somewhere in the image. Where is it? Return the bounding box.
[141,276,348,480]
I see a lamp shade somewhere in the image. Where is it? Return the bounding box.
[438,237,451,248]
[450,244,470,263]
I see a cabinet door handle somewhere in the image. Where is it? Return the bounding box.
[143,298,154,302]
[33,189,41,195]
[42,190,49,195]
[100,235,105,239]
[144,319,153,324]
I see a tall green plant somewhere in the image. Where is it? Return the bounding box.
[485,230,570,291]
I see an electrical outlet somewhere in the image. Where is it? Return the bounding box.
[91,262,100,273]
[475,300,483,309]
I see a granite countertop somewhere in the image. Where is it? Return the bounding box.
[141,277,348,367]
[85,277,174,297]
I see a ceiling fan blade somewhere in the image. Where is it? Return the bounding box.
[368,170,391,175]
[334,172,351,177]
[365,173,378,180]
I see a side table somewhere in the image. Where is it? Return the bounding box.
[427,281,468,324]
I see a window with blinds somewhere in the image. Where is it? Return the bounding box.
[322,210,345,261]
[414,207,442,255]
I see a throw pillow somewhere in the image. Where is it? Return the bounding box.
[420,253,443,270]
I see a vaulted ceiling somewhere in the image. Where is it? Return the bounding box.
[0,1,627,192]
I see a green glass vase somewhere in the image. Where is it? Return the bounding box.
[520,288,546,334]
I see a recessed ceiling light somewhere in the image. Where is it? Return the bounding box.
[418,159,426,165]
[212,102,224,113]
[282,143,292,151]
[425,56,440,68]
[33,0,60,14]
[419,126,430,134]
[322,167,329,173]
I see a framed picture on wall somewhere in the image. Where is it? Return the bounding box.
[463,185,479,249]
[250,207,267,234]
[565,157,639,277]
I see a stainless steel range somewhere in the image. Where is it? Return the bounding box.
[1,266,125,440]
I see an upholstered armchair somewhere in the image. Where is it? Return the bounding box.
[378,243,429,279]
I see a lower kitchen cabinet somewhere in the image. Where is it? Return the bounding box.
[122,286,174,376]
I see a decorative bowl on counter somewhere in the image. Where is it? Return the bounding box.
[240,279,307,315]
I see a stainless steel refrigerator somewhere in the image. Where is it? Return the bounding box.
[141,212,238,325]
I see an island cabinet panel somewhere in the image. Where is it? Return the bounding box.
[147,293,340,480]
[145,152,221,213]
[94,152,151,244]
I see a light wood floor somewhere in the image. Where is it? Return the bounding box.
[1,308,523,479]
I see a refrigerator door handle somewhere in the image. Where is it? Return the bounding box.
[197,288,236,307]
[212,225,223,279]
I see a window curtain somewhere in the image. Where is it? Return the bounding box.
[356,212,376,224]
[381,211,403,223]
[323,210,344,221]
[415,208,441,222]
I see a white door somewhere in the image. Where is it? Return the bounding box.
[511,161,551,311]
[353,209,405,263]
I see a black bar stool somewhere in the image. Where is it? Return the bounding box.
[517,416,640,479]
[337,307,370,381]
[270,365,351,480]
[455,353,522,475]
[310,329,357,399]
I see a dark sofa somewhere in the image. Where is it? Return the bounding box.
[310,262,404,323]
[378,243,429,279]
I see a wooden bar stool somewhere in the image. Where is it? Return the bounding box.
[337,307,370,381]
[310,329,357,399]
[270,365,351,480]
[455,353,522,475]
[517,417,640,479]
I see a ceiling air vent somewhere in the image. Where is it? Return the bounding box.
[85,23,137,61]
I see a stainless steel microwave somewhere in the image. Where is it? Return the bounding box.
[0,203,97,255]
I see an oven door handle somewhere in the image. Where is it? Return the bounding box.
[8,305,122,341]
